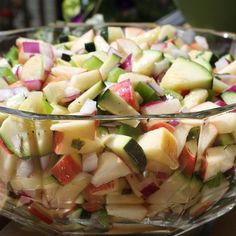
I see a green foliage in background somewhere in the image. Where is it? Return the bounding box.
[62,0,81,21]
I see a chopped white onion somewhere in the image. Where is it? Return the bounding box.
[82,152,98,172]
[216,73,236,83]
[215,58,230,71]
[79,99,97,115]
[195,36,209,50]
[16,160,34,177]
[153,59,170,77]
[147,80,164,96]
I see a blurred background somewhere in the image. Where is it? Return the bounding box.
[0,0,176,30]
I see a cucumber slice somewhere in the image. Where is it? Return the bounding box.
[82,56,103,70]
[104,134,147,173]
[61,53,71,62]
[163,88,183,100]
[84,42,96,52]
[221,91,236,105]
[98,89,140,127]
[160,57,213,91]
[99,54,121,80]
[116,124,143,139]
[107,67,126,83]
[68,81,105,112]
[193,57,212,72]
[0,67,17,84]
[135,82,160,103]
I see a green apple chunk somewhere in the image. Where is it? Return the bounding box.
[160,57,213,91]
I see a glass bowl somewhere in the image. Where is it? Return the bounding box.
[0,23,236,235]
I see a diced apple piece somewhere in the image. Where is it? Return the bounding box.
[179,140,197,177]
[0,139,17,184]
[147,172,189,204]
[126,174,142,197]
[138,128,178,169]
[71,29,95,53]
[51,120,96,140]
[106,204,147,221]
[86,180,119,196]
[141,99,181,115]
[218,59,236,75]
[51,65,86,79]
[133,50,163,76]
[173,124,193,157]
[125,27,145,39]
[116,38,142,59]
[94,35,110,52]
[118,72,153,86]
[209,113,236,134]
[203,145,236,181]
[20,54,45,81]
[91,152,131,187]
[51,154,81,185]
[70,70,102,92]
[134,27,160,46]
[54,131,103,155]
[106,193,144,205]
[54,172,91,209]
[28,203,53,224]
[190,101,219,112]
[183,89,208,109]
[43,81,68,103]
[158,25,176,42]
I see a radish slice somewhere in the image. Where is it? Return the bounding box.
[169,120,180,126]
[16,160,34,177]
[82,152,98,172]
[79,99,97,115]
[23,80,43,91]
[120,54,132,71]
[23,42,40,54]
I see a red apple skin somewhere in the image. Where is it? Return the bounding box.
[111,79,139,110]
[51,155,81,185]
[139,178,159,198]
[146,121,175,133]
[54,131,64,154]
[179,145,196,177]
[86,181,116,195]
[28,203,53,224]
[0,138,12,155]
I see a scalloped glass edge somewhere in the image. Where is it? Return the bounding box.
[0,23,236,235]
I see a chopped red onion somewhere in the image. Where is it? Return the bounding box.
[120,54,132,71]
[147,81,164,96]
[12,64,22,78]
[168,120,180,126]
[151,42,167,51]
[23,42,40,54]
[82,152,98,172]
[64,85,79,97]
[226,85,236,93]
[23,80,43,91]
[0,86,28,102]
[169,47,189,59]
[215,100,227,107]
[195,36,209,50]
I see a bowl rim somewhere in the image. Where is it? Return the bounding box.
[1,22,236,121]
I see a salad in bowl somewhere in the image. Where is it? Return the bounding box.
[0,23,235,235]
